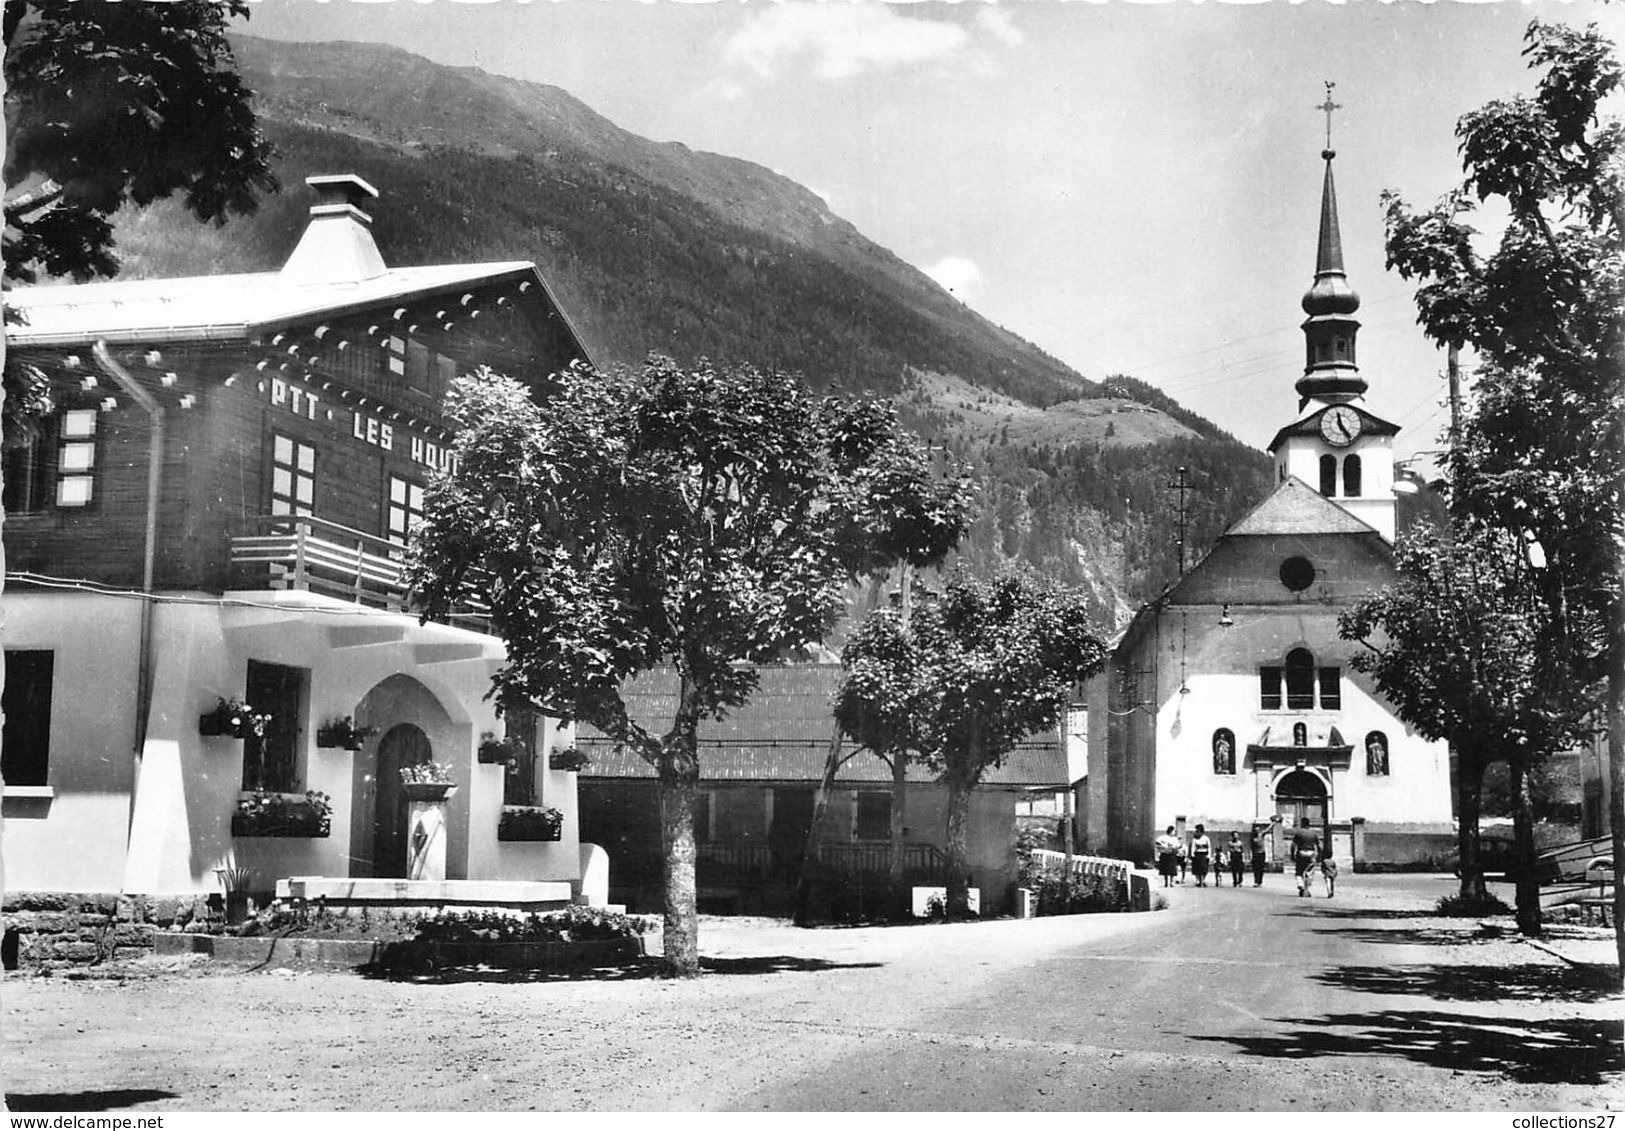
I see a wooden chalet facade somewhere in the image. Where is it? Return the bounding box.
[576,664,1070,917]
[1,174,597,902]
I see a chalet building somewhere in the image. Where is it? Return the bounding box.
[576,664,1069,917]
[1078,140,1454,869]
[1,175,598,912]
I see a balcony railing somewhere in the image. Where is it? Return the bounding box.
[231,514,411,609]
[229,514,490,630]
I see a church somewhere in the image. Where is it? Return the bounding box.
[1078,125,1455,870]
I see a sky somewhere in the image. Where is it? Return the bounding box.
[241,0,1625,463]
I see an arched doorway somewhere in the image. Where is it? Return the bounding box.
[1274,768,1329,830]
[373,723,432,879]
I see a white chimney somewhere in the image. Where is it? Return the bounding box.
[280,174,387,283]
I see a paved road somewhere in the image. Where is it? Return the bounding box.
[2,874,1620,1111]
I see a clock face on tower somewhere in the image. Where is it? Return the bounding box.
[1319,405,1362,447]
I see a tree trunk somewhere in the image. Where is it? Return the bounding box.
[944,773,974,918]
[1508,759,1543,938]
[792,727,842,927]
[888,750,908,920]
[657,685,703,977]
[657,755,701,976]
[889,563,913,920]
[1455,740,1487,902]
[1608,592,1624,987]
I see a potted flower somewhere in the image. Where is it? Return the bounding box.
[478,731,525,765]
[215,865,257,925]
[232,790,332,838]
[200,696,271,740]
[547,743,590,772]
[400,761,457,802]
[498,805,564,842]
[316,715,377,750]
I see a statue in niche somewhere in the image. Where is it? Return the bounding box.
[1366,731,1389,776]
[1293,722,1308,747]
[1212,729,1235,775]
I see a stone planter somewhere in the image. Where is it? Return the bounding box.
[401,782,457,803]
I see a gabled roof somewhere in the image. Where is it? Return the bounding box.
[5,261,551,347]
[1222,475,1380,538]
[1267,402,1399,453]
[577,664,1067,789]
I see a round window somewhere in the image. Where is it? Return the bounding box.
[1280,556,1316,592]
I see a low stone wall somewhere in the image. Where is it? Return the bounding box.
[2,891,215,969]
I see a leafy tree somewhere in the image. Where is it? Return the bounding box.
[407,358,971,976]
[1,0,277,446]
[1381,19,1622,970]
[1339,522,1600,930]
[2,0,277,283]
[834,572,1106,918]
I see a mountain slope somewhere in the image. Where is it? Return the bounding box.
[105,34,1276,625]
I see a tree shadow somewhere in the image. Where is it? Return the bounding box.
[1303,924,1497,947]
[364,953,882,984]
[1312,962,1621,1004]
[5,1089,180,1111]
[1285,906,1442,921]
[1193,1009,1622,1085]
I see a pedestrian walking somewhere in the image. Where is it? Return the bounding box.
[1250,826,1267,886]
[1291,820,1322,897]
[1154,825,1181,887]
[1227,832,1245,887]
[1189,824,1213,887]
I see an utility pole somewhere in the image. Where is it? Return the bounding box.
[1447,342,1463,447]
[1167,466,1191,576]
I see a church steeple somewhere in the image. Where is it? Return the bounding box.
[1295,83,1367,409]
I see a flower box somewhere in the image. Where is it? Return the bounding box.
[316,716,376,751]
[478,733,524,765]
[547,746,590,772]
[199,698,271,740]
[233,791,331,838]
[498,805,564,842]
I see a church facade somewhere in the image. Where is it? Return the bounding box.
[1079,137,1455,869]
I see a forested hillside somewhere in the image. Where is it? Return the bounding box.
[105,34,1282,628]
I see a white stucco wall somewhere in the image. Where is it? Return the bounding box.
[4,589,582,896]
[2,594,142,892]
[1148,605,1451,834]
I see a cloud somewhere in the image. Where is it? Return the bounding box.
[975,8,1025,47]
[724,4,971,81]
[925,255,984,300]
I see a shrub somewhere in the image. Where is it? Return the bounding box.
[1033,870,1127,916]
[1435,891,1512,918]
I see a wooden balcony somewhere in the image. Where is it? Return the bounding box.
[229,514,489,631]
[231,514,410,608]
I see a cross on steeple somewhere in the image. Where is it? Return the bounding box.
[1317,81,1342,155]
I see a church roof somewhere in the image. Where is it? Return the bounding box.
[1222,475,1382,538]
[1266,403,1399,454]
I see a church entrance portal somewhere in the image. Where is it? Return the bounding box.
[1274,768,1328,830]
[373,723,433,879]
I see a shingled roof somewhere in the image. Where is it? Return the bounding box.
[577,664,1067,789]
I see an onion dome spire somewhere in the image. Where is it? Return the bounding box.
[1295,83,1367,409]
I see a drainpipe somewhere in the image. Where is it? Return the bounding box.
[92,342,164,754]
